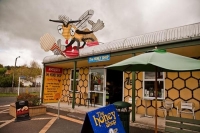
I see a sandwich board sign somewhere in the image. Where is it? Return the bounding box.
[15,101,30,121]
[81,104,125,133]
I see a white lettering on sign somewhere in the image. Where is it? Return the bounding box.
[48,68,61,72]
[88,54,110,63]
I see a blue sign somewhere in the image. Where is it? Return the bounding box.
[20,76,26,79]
[81,104,125,133]
[88,54,110,63]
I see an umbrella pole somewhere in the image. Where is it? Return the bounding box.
[155,67,158,133]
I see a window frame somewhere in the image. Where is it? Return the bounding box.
[70,69,79,91]
[143,72,165,100]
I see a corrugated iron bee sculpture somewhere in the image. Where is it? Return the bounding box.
[40,9,104,57]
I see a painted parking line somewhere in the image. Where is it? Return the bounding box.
[39,117,57,133]
[0,118,15,128]
[31,117,54,120]
[0,109,9,113]
[0,105,10,107]
[47,112,83,124]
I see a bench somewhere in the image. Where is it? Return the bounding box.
[165,116,200,133]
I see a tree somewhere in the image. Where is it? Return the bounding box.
[0,68,7,76]
[0,60,42,87]
[17,61,42,86]
[0,67,13,87]
[0,75,12,87]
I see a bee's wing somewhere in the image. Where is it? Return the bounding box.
[76,9,94,30]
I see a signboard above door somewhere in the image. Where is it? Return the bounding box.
[88,54,110,63]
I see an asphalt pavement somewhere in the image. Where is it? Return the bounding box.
[0,97,163,133]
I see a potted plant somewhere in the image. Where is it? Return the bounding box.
[17,93,40,106]
[9,93,46,117]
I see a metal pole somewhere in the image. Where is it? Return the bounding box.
[154,67,158,133]
[12,56,20,88]
[41,65,45,103]
[18,77,20,95]
[72,61,77,109]
[132,53,136,122]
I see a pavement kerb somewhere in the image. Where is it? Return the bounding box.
[44,104,165,132]
[130,122,165,133]
[44,105,87,114]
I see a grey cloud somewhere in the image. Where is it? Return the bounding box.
[0,0,200,66]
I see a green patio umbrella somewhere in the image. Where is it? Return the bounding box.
[105,49,200,133]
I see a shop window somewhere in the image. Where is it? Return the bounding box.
[143,72,165,99]
[70,69,79,91]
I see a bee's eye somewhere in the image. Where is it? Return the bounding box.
[70,27,75,36]
[57,25,63,34]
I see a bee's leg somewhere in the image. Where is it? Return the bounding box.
[74,38,80,50]
[65,39,75,48]
[80,39,86,48]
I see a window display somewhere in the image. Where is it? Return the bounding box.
[89,68,105,106]
[143,72,165,99]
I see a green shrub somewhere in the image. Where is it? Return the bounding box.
[17,93,40,106]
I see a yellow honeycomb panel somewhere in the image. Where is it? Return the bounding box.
[137,89,143,98]
[195,111,200,120]
[63,96,68,102]
[170,109,177,117]
[167,72,178,80]
[180,88,192,100]
[186,78,198,90]
[65,74,69,79]
[137,106,145,114]
[137,72,143,80]
[173,99,182,109]
[84,80,88,87]
[63,80,67,85]
[192,71,200,79]
[136,80,142,89]
[63,69,68,74]
[136,97,141,106]
[168,89,179,100]
[84,68,88,74]
[79,80,83,86]
[151,100,162,108]
[194,88,200,100]
[124,97,130,102]
[178,113,195,119]
[174,78,184,90]
[124,89,129,97]
[67,80,70,85]
[62,90,67,95]
[82,74,86,80]
[79,69,83,74]
[146,106,155,116]
[188,99,199,110]
[165,79,172,90]
[179,72,191,79]
[144,100,152,107]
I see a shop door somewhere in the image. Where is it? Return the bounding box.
[89,68,106,106]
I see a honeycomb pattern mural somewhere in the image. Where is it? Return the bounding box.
[123,70,200,119]
[60,67,89,105]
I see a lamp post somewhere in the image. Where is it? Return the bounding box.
[12,56,20,88]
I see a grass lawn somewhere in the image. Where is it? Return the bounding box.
[0,92,40,97]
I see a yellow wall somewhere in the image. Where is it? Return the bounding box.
[60,67,89,105]
[59,66,200,120]
[123,71,200,120]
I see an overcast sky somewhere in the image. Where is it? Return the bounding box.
[0,0,200,67]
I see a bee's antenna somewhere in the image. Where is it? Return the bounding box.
[49,19,64,24]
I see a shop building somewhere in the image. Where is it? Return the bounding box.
[41,22,200,119]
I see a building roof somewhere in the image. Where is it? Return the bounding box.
[43,22,200,63]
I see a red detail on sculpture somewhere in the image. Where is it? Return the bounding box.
[87,41,99,47]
